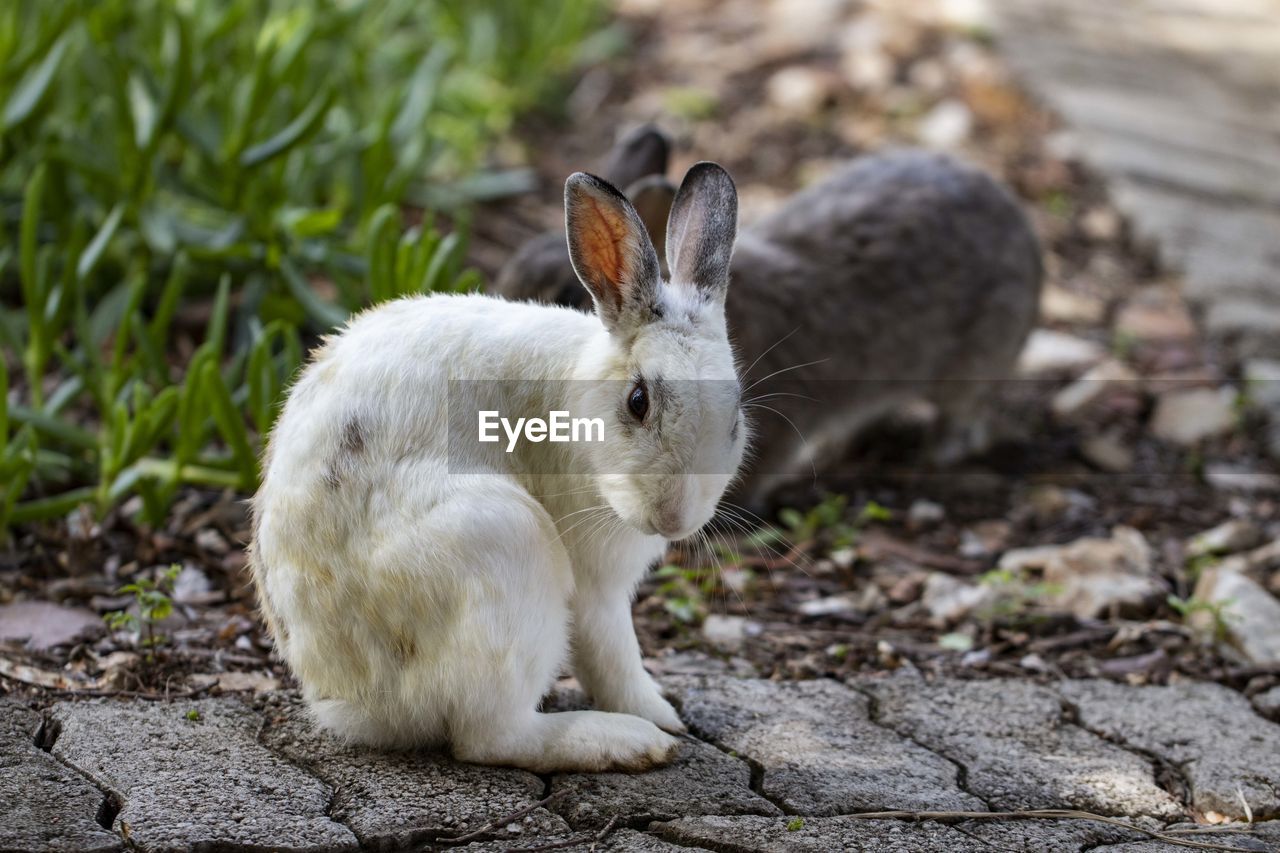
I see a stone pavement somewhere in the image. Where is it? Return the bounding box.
[990,0,1280,365]
[6,671,1280,852]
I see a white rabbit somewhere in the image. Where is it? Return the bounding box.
[250,163,747,773]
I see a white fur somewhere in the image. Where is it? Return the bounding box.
[252,268,746,772]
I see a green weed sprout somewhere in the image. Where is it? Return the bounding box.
[104,564,181,658]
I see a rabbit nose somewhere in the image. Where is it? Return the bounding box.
[653,512,682,538]
[650,499,686,538]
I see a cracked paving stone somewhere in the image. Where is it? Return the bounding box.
[549,737,781,830]
[260,698,570,850]
[858,675,1183,819]
[1099,820,1280,852]
[650,815,1141,852]
[49,699,357,853]
[665,675,982,815]
[0,701,122,853]
[1061,680,1280,822]
[463,828,699,852]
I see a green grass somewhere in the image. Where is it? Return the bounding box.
[0,0,603,534]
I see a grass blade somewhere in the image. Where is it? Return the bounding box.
[280,257,348,329]
[200,361,258,487]
[77,204,125,282]
[9,486,97,524]
[239,87,333,168]
[3,32,71,130]
[20,165,46,310]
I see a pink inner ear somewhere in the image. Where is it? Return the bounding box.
[576,195,631,311]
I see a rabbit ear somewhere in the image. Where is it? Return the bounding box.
[665,162,737,299]
[565,172,662,332]
[602,124,671,192]
[625,175,677,265]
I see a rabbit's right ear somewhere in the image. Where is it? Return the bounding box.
[665,162,738,300]
[565,172,662,333]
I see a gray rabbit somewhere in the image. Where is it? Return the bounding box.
[492,128,1042,506]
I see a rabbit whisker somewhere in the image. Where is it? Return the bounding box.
[717,501,814,581]
[742,402,818,485]
[554,505,614,543]
[739,325,800,381]
[742,390,818,405]
[742,356,830,395]
[702,522,754,619]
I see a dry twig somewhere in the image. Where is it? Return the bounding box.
[435,790,570,847]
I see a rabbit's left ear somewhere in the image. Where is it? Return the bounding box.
[565,172,662,333]
[666,162,737,300]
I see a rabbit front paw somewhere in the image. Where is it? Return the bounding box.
[607,687,686,735]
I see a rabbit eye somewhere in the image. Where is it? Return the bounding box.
[627,381,649,422]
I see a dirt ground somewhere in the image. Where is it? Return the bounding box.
[3,0,1279,713]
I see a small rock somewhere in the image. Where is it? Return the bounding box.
[906,59,947,94]
[1246,360,1280,455]
[1205,298,1280,351]
[932,0,996,30]
[1205,464,1280,493]
[829,547,856,569]
[1039,286,1105,325]
[1114,287,1197,342]
[1024,485,1094,526]
[906,499,945,530]
[999,527,1159,619]
[1150,387,1238,446]
[916,99,973,149]
[1081,431,1135,473]
[215,671,281,695]
[938,632,974,652]
[702,615,759,651]
[172,565,213,604]
[922,573,994,623]
[1186,519,1264,559]
[1050,359,1140,420]
[765,66,836,114]
[764,0,849,55]
[957,530,989,559]
[1244,358,1280,411]
[838,18,897,91]
[1080,206,1122,241]
[0,601,104,651]
[1017,329,1106,377]
[797,586,884,617]
[1253,685,1280,719]
[1019,653,1049,673]
[887,572,926,604]
[1192,567,1280,665]
[195,528,229,554]
[971,519,1013,552]
[841,48,894,91]
[797,594,858,617]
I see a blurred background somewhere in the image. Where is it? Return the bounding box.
[2,0,1280,706]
